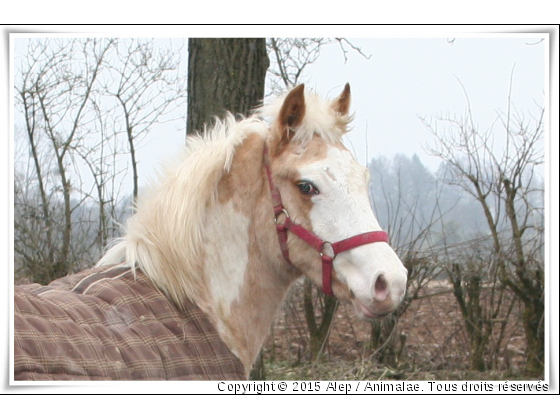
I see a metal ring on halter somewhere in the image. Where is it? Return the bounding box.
[274,208,290,225]
[320,241,335,259]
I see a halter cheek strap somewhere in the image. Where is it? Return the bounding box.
[264,144,389,296]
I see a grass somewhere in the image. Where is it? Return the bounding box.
[262,359,542,381]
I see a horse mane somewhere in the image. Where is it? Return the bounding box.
[98,86,352,309]
[98,114,268,307]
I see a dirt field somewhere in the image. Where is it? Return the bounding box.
[261,278,535,381]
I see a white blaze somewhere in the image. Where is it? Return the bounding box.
[300,147,407,315]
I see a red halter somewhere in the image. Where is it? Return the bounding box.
[263,144,389,296]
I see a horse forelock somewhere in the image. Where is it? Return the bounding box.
[258,87,354,146]
[99,114,268,309]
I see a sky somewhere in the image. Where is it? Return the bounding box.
[10,30,549,193]
[96,33,549,194]
[293,36,547,170]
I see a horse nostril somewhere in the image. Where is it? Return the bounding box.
[374,274,389,301]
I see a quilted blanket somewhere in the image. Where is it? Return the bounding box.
[14,265,245,380]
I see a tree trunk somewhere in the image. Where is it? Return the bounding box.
[187,38,269,135]
[187,38,269,379]
[523,296,545,374]
[303,278,338,361]
[450,263,493,371]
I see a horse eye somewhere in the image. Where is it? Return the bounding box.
[297,181,319,195]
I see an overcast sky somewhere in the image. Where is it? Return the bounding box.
[306,36,546,168]
[130,34,549,192]
[10,30,549,195]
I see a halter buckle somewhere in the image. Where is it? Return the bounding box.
[274,208,290,225]
[320,241,335,259]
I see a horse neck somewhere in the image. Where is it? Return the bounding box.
[200,134,298,374]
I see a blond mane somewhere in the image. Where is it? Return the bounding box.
[98,114,268,307]
[98,86,351,308]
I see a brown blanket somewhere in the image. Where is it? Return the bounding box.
[14,265,245,380]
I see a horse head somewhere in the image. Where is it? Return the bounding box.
[263,84,408,319]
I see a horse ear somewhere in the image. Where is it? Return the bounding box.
[333,83,351,115]
[278,84,306,129]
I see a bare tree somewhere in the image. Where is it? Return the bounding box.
[267,38,371,94]
[445,245,518,372]
[267,38,331,93]
[15,38,114,281]
[104,39,187,201]
[367,154,446,366]
[424,80,545,374]
[14,38,188,283]
[302,280,338,361]
[73,98,130,252]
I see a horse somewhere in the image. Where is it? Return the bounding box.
[14,84,408,380]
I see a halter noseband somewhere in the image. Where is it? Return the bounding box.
[263,144,389,296]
